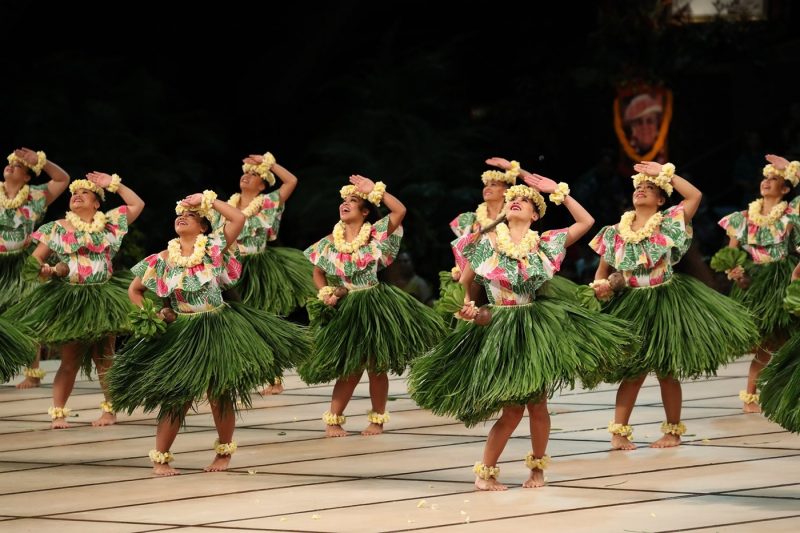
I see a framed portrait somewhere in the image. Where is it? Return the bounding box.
[614,85,673,163]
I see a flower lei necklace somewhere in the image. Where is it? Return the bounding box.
[747,198,787,228]
[332,221,371,253]
[495,223,539,260]
[0,183,29,209]
[475,202,505,229]
[65,211,107,233]
[167,235,208,267]
[228,193,264,218]
[618,210,663,244]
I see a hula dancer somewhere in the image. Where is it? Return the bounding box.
[411,177,633,490]
[213,153,314,395]
[435,158,518,323]
[591,161,758,450]
[1,148,69,387]
[758,267,800,432]
[713,154,800,413]
[108,191,289,475]
[4,172,143,428]
[300,175,446,437]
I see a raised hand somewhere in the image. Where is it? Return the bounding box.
[14,147,38,166]
[485,157,513,170]
[323,294,338,307]
[523,173,558,194]
[765,154,789,170]
[633,161,662,176]
[181,193,204,207]
[350,174,375,194]
[86,171,112,188]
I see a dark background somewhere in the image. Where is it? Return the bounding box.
[4,1,800,284]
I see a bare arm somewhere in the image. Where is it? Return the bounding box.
[128,276,148,307]
[86,172,146,224]
[312,266,327,289]
[671,174,702,222]
[212,199,245,249]
[350,175,407,233]
[522,173,594,246]
[12,148,69,206]
[272,163,298,204]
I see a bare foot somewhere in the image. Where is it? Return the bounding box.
[51,418,70,430]
[361,423,384,436]
[475,477,507,491]
[153,463,179,476]
[522,469,546,488]
[92,412,117,427]
[743,402,761,414]
[650,434,681,448]
[16,377,41,389]
[326,424,348,437]
[204,454,232,472]
[260,382,284,395]
[611,434,637,450]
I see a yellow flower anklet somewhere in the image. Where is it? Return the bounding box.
[660,421,686,436]
[473,461,500,480]
[23,367,46,379]
[214,440,237,456]
[323,411,346,426]
[149,450,174,464]
[739,390,759,405]
[366,410,390,425]
[100,401,114,413]
[608,421,634,440]
[48,406,71,420]
[524,453,551,470]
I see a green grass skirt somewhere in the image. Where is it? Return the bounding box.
[604,274,759,381]
[730,258,799,345]
[298,283,447,384]
[108,304,281,421]
[0,252,37,311]
[433,272,579,328]
[237,247,316,316]
[0,317,36,383]
[409,296,636,426]
[759,331,800,432]
[228,301,311,375]
[2,276,133,346]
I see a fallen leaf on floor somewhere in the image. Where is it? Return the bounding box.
[417,499,427,508]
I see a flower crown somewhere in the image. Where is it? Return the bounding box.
[504,184,547,217]
[481,160,520,186]
[242,152,276,186]
[339,181,387,206]
[763,161,800,188]
[69,179,106,201]
[175,190,218,220]
[7,151,47,176]
[632,162,675,196]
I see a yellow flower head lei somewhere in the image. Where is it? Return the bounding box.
[69,178,106,201]
[332,220,372,253]
[617,210,663,244]
[228,193,265,218]
[504,184,547,217]
[65,211,108,233]
[0,183,30,209]
[481,160,520,186]
[763,161,800,187]
[339,181,387,206]
[495,223,540,260]
[632,162,675,196]
[175,190,217,220]
[747,198,788,228]
[475,203,506,229]
[242,152,277,186]
[167,234,209,267]
[6,150,46,176]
